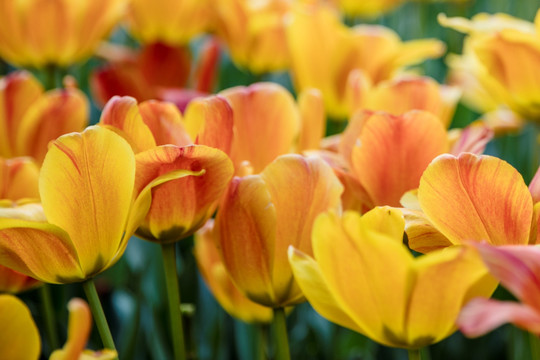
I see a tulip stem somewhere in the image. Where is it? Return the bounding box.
[530,332,540,360]
[82,279,116,352]
[40,284,59,352]
[272,307,291,360]
[161,242,187,360]
[44,64,58,90]
[408,349,422,360]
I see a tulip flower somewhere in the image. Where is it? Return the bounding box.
[404,153,537,253]
[219,82,325,175]
[441,11,540,122]
[286,1,445,119]
[127,0,213,45]
[458,243,540,337]
[288,207,497,349]
[214,0,291,73]
[195,220,273,323]
[0,295,40,359]
[0,0,126,68]
[327,0,404,17]
[214,154,343,308]
[0,71,89,163]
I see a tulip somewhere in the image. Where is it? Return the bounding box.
[0,157,39,203]
[286,1,445,119]
[288,207,497,349]
[214,154,343,308]
[0,295,40,359]
[327,0,404,17]
[0,71,88,163]
[0,0,126,68]
[195,220,273,323]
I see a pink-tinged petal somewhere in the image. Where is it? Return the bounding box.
[401,209,453,254]
[135,145,233,243]
[449,123,494,155]
[183,95,234,154]
[99,96,157,152]
[288,246,364,333]
[221,83,301,174]
[138,42,191,89]
[0,295,40,360]
[0,157,40,201]
[297,89,325,152]
[157,88,208,113]
[458,297,540,337]
[15,87,89,163]
[473,243,540,311]
[419,153,533,245]
[351,111,447,206]
[215,176,278,306]
[0,71,43,157]
[138,100,192,147]
[530,166,540,204]
[260,155,343,305]
[40,126,136,277]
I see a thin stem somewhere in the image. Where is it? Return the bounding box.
[161,242,187,360]
[44,64,58,90]
[408,348,422,360]
[40,284,59,352]
[257,323,267,360]
[82,279,116,352]
[272,307,290,360]
[530,332,540,360]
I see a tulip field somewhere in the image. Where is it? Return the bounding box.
[2,0,540,359]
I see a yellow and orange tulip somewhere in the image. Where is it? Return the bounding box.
[0,0,126,68]
[195,220,273,323]
[0,295,40,359]
[99,96,234,243]
[0,71,88,163]
[214,154,343,307]
[289,207,497,348]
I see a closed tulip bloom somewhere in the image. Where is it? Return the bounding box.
[195,220,273,323]
[215,154,343,307]
[0,71,89,163]
[0,295,40,359]
[0,126,197,283]
[289,207,497,349]
[0,0,126,68]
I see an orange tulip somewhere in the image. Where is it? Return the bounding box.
[195,220,273,323]
[0,71,89,163]
[99,96,234,243]
[0,0,126,68]
[214,154,343,307]
[0,295,40,359]
[286,1,445,118]
[219,82,325,175]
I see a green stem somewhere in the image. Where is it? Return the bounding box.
[82,279,116,352]
[44,64,58,90]
[408,348,422,360]
[530,332,540,360]
[257,324,266,360]
[39,284,59,352]
[161,242,187,360]
[272,307,290,360]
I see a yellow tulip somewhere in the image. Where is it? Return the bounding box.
[214,154,343,307]
[0,0,126,68]
[0,71,89,163]
[288,207,497,348]
[0,126,197,283]
[327,0,404,17]
[0,294,40,359]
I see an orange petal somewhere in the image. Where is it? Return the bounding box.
[418,153,533,245]
[40,126,136,277]
[530,166,540,204]
[135,145,234,243]
[351,111,447,206]
[0,295,40,359]
[297,88,325,152]
[138,100,192,147]
[0,157,40,201]
[0,265,40,293]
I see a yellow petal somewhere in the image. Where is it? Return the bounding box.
[418,153,533,245]
[40,126,136,277]
[0,295,40,360]
[0,157,40,201]
[401,209,453,254]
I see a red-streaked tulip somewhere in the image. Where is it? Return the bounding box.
[215,154,343,307]
[0,295,40,359]
[0,126,198,283]
[195,220,273,323]
[458,243,540,337]
[0,0,127,68]
[289,207,497,348]
[0,71,89,163]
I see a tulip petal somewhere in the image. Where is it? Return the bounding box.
[40,126,136,277]
[138,100,192,147]
[288,246,363,333]
[401,209,453,254]
[0,157,40,201]
[448,123,494,155]
[352,111,447,206]
[0,295,40,360]
[530,166,540,204]
[0,265,40,293]
[297,89,325,152]
[458,297,540,337]
[418,153,533,245]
